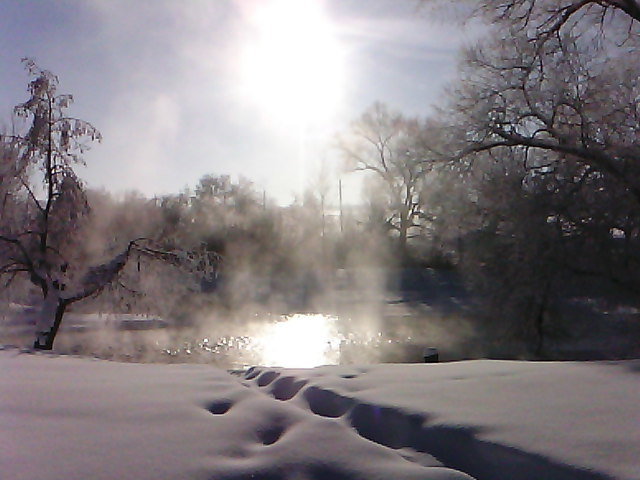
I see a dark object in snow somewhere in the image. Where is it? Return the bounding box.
[423,347,439,363]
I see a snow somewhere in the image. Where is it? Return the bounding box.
[2,350,639,480]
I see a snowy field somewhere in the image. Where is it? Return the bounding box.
[2,349,639,480]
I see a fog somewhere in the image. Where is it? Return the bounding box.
[2,164,639,365]
[0,179,481,366]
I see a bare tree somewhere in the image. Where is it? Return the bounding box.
[452,37,639,195]
[0,60,217,349]
[421,0,640,32]
[441,14,640,278]
[469,0,640,38]
[339,103,434,259]
[422,0,640,194]
[417,0,640,353]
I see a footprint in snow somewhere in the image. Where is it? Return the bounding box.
[269,376,308,401]
[207,399,233,415]
[256,371,280,387]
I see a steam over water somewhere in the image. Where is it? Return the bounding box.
[1,269,477,366]
[2,308,458,368]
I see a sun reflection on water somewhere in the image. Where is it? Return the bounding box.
[257,313,341,368]
[148,313,419,368]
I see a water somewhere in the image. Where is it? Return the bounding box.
[1,269,476,365]
[156,313,423,368]
[2,310,435,368]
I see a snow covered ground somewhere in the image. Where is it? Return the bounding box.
[2,349,639,480]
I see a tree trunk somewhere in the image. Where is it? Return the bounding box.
[399,209,409,262]
[399,227,408,256]
[533,280,551,359]
[33,298,67,350]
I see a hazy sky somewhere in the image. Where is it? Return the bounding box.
[0,0,476,205]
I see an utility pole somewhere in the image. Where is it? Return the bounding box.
[339,179,344,235]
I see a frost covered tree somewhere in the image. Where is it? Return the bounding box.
[421,0,640,30]
[414,0,640,353]
[339,103,435,259]
[428,0,640,283]
[421,1,640,195]
[0,60,217,350]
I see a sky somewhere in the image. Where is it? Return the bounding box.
[0,0,477,205]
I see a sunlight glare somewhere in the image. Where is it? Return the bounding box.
[239,0,345,125]
[259,314,340,368]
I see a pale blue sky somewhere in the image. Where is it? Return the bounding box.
[0,0,475,204]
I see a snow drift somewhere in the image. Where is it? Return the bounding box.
[2,350,638,480]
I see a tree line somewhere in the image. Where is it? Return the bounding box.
[343,0,640,355]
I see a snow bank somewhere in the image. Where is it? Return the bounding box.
[247,361,640,480]
[2,350,638,480]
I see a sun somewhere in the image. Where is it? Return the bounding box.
[238,0,345,126]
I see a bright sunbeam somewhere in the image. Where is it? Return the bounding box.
[258,314,340,368]
[239,0,346,125]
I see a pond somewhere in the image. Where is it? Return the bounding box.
[130,312,432,368]
[1,308,454,368]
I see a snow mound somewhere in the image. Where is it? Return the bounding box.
[244,361,639,480]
